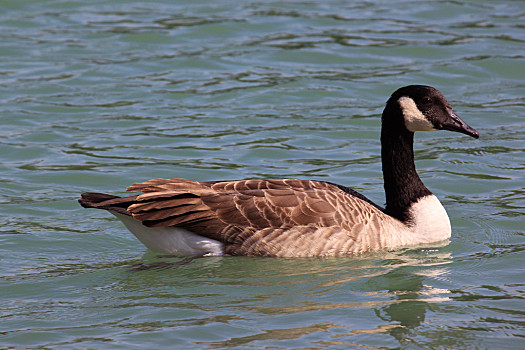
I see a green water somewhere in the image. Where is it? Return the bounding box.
[1,0,524,348]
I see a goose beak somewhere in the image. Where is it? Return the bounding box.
[441,109,479,139]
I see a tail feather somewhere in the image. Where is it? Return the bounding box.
[79,192,137,215]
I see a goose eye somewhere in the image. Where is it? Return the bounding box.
[422,97,432,104]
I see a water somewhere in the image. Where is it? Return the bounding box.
[1,0,524,348]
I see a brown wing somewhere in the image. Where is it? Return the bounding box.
[125,178,378,245]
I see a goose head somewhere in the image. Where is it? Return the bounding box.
[384,85,479,139]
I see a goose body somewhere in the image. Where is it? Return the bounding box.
[79,85,479,257]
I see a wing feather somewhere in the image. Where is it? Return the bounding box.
[123,178,381,247]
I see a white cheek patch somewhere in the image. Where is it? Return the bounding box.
[398,96,436,132]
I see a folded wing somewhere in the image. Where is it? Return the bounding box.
[126,178,379,246]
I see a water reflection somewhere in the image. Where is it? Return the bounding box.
[2,0,523,347]
[103,249,453,347]
[374,270,433,340]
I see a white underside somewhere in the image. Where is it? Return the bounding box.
[111,212,224,256]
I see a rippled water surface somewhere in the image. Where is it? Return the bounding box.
[1,0,524,348]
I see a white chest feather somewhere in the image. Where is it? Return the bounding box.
[408,195,451,242]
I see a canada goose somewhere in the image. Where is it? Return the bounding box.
[79,85,479,257]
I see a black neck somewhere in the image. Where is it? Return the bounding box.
[381,106,432,222]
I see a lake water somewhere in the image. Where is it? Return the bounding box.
[1,0,524,348]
